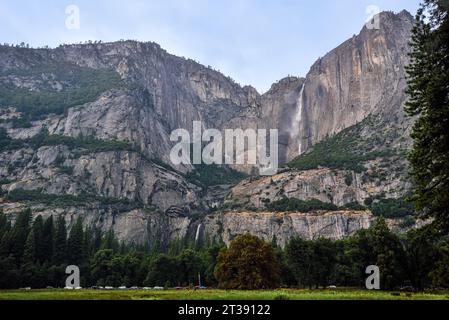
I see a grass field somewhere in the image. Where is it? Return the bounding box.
[0,289,448,300]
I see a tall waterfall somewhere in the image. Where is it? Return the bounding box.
[291,83,305,156]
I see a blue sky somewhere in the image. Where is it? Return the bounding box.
[0,0,421,92]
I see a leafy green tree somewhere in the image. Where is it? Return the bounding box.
[118,253,145,287]
[53,215,67,265]
[178,249,203,286]
[286,238,337,288]
[214,234,280,290]
[90,249,115,286]
[405,0,449,231]
[202,243,225,287]
[144,254,180,287]
[272,242,296,287]
[332,239,363,287]
[312,238,337,288]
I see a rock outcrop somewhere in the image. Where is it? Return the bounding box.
[228,167,411,209]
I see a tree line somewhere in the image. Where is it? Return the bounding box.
[1,209,448,290]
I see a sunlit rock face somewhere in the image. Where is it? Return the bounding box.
[290,11,414,158]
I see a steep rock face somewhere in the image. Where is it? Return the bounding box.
[52,89,173,164]
[27,41,254,132]
[0,11,417,245]
[203,211,373,247]
[259,77,306,163]
[0,12,414,166]
[228,167,411,209]
[289,11,414,159]
[0,44,254,167]
[0,146,199,212]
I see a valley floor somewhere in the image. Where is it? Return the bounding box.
[0,289,448,300]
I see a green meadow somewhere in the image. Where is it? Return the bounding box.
[0,289,448,300]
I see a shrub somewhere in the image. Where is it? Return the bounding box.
[343,202,367,211]
[267,198,338,212]
[58,166,74,176]
[344,173,353,186]
[185,164,247,187]
[6,189,135,208]
[0,129,137,154]
[370,197,415,218]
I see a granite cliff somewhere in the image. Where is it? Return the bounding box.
[0,11,417,247]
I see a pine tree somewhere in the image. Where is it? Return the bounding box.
[0,255,19,289]
[429,241,449,287]
[31,216,44,263]
[101,229,119,252]
[0,210,12,256]
[0,210,7,240]
[91,226,103,255]
[22,229,36,264]
[21,229,37,286]
[67,217,84,265]
[406,226,439,289]
[0,231,12,257]
[53,215,67,265]
[370,218,406,290]
[405,0,449,232]
[41,216,54,263]
[9,209,32,262]
[286,238,315,288]
[83,226,93,260]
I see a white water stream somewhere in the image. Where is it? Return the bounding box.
[292,83,305,155]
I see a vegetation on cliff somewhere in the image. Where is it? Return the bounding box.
[287,117,397,173]
[185,164,247,187]
[266,198,338,213]
[0,128,136,154]
[0,63,123,124]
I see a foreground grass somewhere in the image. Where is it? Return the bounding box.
[0,289,448,300]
